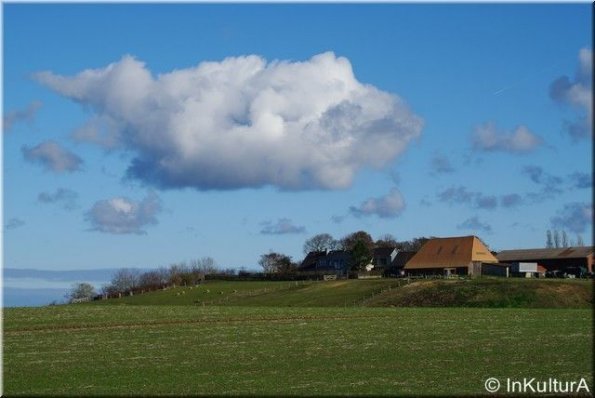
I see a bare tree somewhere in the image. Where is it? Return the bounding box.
[577,235,585,247]
[139,270,164,290]
[562,231,569,248]
[189,257,217,284]
[398,237,432,252]
[259,252,294,273]
[191,257,218,275]
[375,234,398,248]
[156,266,170,285]
[546,230,554,248]
[303,233,337,254]
[553,230,561,248]
[168,262,189,287]
[100,283,117,297]
[68,282,96,302]
[110,268,141,293]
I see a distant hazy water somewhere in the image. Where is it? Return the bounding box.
[3,278,109,307]
[2,268,123,307]
[3,286,71,307]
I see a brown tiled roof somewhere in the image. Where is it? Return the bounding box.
[404,236,497,269]
[496,247,594,262]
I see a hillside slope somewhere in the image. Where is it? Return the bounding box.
[364,278,593,308]
[90,279,400,307]
[87,278,593,308]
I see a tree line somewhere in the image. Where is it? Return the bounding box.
[68,257,230,302]
[258,231,432,274]
[545,230,585,249]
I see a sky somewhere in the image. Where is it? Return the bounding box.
[2,3,593,274]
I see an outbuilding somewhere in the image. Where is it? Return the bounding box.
[404,235,507,277]
[496,247,593,276]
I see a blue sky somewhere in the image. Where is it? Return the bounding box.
[3,3,593,272]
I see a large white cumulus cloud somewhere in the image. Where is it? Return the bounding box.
[34,52,423,190]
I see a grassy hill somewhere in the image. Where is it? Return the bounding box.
[90,279,400,307]
[364,277,593,308]
[88,277,593,308]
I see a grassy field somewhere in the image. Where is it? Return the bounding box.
[90,279,402,307]
[89,278,593,308]
[3,305,593,396]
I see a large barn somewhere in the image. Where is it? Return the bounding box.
[496,246,594,276]
[404,235,507,277]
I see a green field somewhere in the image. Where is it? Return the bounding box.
[3,304,593,396]
[4,279,593,396]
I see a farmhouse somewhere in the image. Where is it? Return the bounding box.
[404,235,507,277]
[300,251,327,270]
[300,250,352,276]
[372,247,398,271]
[384,251,416,277]
[301,247,404,277]
[496,246,594,276]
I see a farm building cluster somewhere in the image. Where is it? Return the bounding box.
[300,235,594,279]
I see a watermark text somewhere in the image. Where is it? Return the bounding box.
[484,377,590,394]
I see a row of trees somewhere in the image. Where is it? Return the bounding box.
[68,257,225,302]
[259,231,432,274]
[302,231,430,254]
[545,230,585,248]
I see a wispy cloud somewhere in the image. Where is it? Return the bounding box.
[22,141,83,173]
[3,100,42,133]
[38,188,79,210]
[549,48,592,141]
[500,194,523,208]
[430,153,455,175]
[522,165,563,203]
[35,53,423,191]
[5,218,25,230]
[330,215,346,224]
[260,218,306,235]
[475,195,498,210]
[457,216,492,234]
[437,186,475,204]
[472,122,543,154]
[437,185,522,211]
[349,188,406,218]
[568,172,592,189]
[550,202,593,234]
[85,193,162,235]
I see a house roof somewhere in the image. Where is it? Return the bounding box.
[300,251,327,269]
[496,247,594,262]
[373,247,396,258]
[404,236,497,269]
[393,251,416,268]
